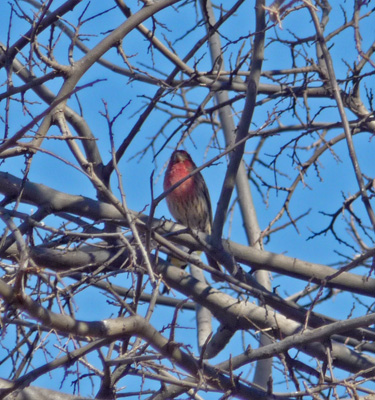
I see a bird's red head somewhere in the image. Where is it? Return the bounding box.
[170,150,193,165]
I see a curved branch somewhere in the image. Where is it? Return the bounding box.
[0,278,287,400]
[1,171,375,298]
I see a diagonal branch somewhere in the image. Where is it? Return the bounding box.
[213,0,266,242]
[308,3,375,231]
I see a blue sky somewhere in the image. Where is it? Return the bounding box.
[1,0,375,398]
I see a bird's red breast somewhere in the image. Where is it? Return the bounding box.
[164,151,196,199]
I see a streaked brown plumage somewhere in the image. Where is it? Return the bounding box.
[164,150,221,278]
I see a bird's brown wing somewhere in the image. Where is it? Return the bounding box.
[194,172,223,279]
[194,171,214,234]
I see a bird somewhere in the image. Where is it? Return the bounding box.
[163,149,222,280]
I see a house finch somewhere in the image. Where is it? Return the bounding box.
[163,150,221,279]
